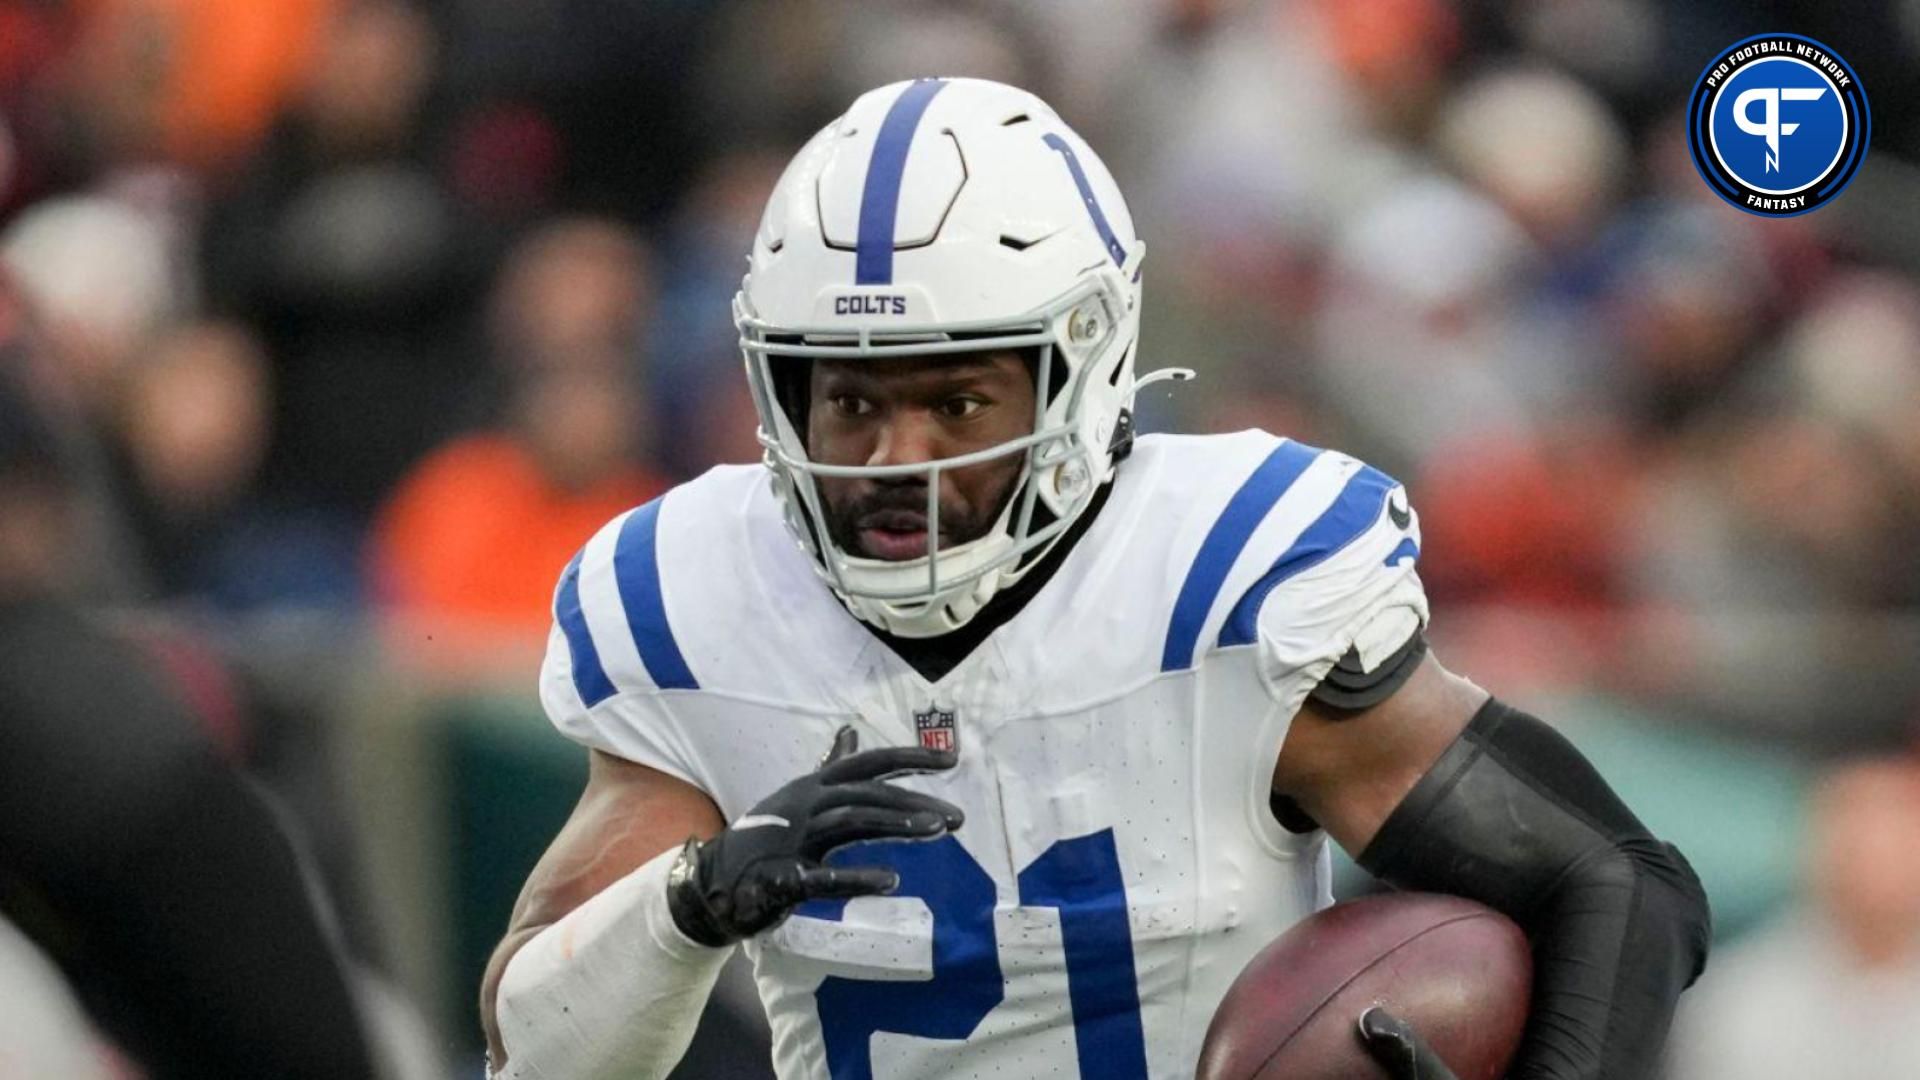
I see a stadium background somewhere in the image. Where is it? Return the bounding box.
[3,0,1919,1075]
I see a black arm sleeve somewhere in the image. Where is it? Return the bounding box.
[1356,698,1712,1080]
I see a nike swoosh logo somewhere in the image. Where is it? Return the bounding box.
[1387,493,1411,530]
[1385,537,1419,567]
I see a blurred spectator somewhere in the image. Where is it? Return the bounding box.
[202,0,481,521]
[825,1,1037,109]
[1,193,180,417]
[647,148,790,474]
[0,262,147,602]
[1315,0,1463,137]
[487,216,651,365]
[1591,200,1777,435]
[438,0,723,222]
[1414,427,1635,613]
[0,2,82,216]
[61,0,337,174]
[1311,175,1537,469]
[1611,264,1920,751]
[696,0,1038,164]
[1507,0,1665,106]
[1430,65,1628,250]
[0,340,379,1079]
[1138,0,1420,262]
[370,219,667,655]
[1778,271,1920,539]
[1668,757,1920,1079]
[109,320,271,599]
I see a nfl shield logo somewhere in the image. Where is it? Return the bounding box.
[914,706,958,752]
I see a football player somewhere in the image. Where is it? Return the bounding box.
[481,78,1709,1080]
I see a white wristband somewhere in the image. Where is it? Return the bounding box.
[492,845,732,1080]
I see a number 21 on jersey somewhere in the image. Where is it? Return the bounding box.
[796,830,1148,1080]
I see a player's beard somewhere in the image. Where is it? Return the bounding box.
[820,477,1015,562]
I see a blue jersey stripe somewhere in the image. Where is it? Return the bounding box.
[613,498,699,691]
[1160,441,1322,672]
[1217,466,1403,649]
[1042,133,1127,267]
[855,79,948,285]
[555,550,619,707]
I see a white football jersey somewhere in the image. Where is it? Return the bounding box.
[539,430,1428,1080]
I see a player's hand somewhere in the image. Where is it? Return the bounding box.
[1357,1007,1462,1080]
[665,725,963,947]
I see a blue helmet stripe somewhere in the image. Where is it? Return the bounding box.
[613,498,700,691]
[855,79,948,285]
[1160,440,1322,672]
[555,550,618,707]
[1216,466,1403,649]
[1042,133,1127,267]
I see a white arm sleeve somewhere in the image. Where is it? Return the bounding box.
[492,846,732,1080]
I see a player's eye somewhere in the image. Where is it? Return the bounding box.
[937,396,987,420]
[830,393,875,417]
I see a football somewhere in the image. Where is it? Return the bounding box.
[1196,891,1531,1080]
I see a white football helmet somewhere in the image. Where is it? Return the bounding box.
[736,77,1184,638]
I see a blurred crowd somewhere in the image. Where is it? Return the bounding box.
[4,0,1920,1076]
[3,0,1918,741]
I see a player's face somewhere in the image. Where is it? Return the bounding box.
[807,350,1035,562]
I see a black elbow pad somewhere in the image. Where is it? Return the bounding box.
[1358,698,1708,948]
[1358,698,1712,1080]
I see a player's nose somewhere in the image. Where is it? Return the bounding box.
[865,410,942,470]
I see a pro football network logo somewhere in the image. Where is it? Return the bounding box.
[1687,34,1869,217]
[914,705,957,752]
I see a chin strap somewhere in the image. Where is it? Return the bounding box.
[1131,366,1196,391]
[1108,367,1194,465]
[852,572,997,639]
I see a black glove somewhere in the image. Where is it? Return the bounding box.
[666,726,964,946]
[1358,1007,1461,1080]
